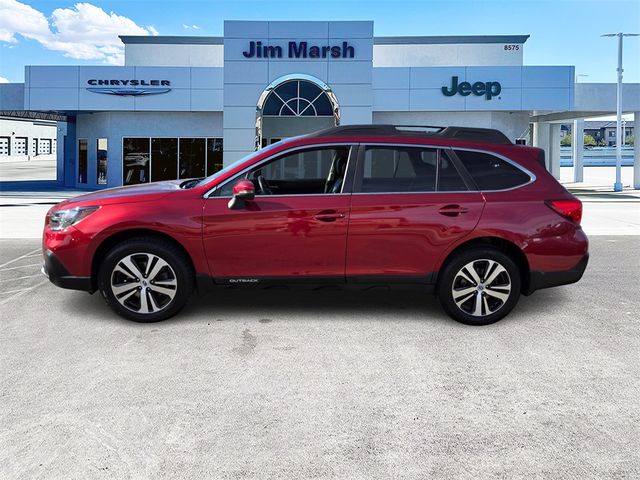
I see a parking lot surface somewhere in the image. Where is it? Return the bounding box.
[1,235,639,479]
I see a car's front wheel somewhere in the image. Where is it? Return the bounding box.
[437,247,521,326]
[98,237,194,322]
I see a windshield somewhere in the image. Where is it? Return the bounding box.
[194,142,283,188]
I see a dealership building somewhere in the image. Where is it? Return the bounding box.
[1,21,639,189]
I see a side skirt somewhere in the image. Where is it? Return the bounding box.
[195,274,435,293]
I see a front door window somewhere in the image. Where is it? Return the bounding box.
[219,146,352,197]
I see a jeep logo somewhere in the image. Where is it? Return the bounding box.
[442,76,501,100]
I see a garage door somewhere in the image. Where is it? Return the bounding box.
[13,137,27,155]
[38,139,52,155]
[0,137,8,156]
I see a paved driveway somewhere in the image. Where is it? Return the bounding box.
[1,236,639,479]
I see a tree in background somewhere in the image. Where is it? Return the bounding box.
[625,135,634,146]
[562,134,598,147]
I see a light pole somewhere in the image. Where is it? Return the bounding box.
[602,32,639,192]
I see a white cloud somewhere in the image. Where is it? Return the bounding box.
[0,0,159,65]
[182,24,200,30]
[0,76,10,83]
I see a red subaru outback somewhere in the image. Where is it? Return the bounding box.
[42,125,588,325]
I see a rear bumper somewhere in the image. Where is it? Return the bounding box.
[524,253,589,295]
[42,249,94,293]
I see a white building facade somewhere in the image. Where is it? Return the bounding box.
[0,21,638,189]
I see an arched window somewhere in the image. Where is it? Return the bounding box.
[262,79,334,117]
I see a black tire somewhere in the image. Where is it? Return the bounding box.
[98,237,194,322]
[437,247,521,326]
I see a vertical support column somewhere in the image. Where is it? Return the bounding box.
[63,120,76,188]
[635,112,640,189]
[533,122,551,171]
[56,122,67,184]
[572,119,585,183]
[549,124,561,179]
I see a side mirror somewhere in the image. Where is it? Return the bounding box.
[228,180,255,209]
[232,180,255,200]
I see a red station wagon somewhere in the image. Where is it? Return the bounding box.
[42,125,589,325]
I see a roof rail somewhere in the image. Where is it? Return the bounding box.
[309,124,513,145]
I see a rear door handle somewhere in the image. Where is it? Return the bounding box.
[314,210,345,222]
[438,204,469,217]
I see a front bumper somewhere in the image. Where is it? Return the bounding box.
[524,253,589,295]
[42,249,94,293]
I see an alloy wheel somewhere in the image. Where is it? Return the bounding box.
[110,253,178,314]
[451,259,512,317]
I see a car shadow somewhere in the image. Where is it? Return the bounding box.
[66,284,568,327]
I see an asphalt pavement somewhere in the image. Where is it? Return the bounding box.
[0,157,57,182]
[1,236,639,479]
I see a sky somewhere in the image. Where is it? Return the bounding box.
[0,0,639,85]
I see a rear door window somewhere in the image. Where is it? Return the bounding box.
[454,150,531,190]
[360,146,437,193]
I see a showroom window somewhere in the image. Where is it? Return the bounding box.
[151,138,178,182]
[123,138,150,185]
[97,138,108,184]
[123,137,223,185]
[78,139,88,184]
[179,138,206,179]
[207,138,223,176]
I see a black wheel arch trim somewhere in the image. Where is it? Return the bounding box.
[44,249,94,293]
[524,253,589,295]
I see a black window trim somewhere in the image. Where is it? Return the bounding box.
[206,142,359,198]
[353,143,474,195]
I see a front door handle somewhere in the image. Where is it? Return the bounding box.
[314,210,345,222]
[438,204,469,217]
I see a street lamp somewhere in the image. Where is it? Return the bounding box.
[601,32,639,192]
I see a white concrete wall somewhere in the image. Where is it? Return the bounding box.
[222,21,374,165]
[123,40,524,68]
[125,44,224,67]
[25,66,223,112]
[374,42,523,67]
[574,83,640,112]
[373,66,575,112]
[0,117,57,162]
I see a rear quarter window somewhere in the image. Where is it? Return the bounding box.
[454,150,531,190]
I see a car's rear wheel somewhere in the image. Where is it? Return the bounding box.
[98,237,194,322]
[437,247,521,326]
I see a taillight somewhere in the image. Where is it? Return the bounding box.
[545,199,582,225]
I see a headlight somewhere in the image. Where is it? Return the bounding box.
[49,206,100,231]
